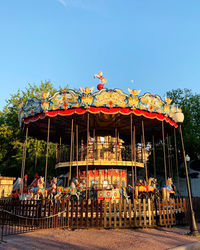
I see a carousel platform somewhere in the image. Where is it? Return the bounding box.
[55,160,144,168]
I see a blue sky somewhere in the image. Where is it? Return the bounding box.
[0,0,200,110]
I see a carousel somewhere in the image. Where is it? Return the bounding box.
[18,72,184,201]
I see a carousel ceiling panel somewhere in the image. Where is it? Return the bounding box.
[24,112,175,144]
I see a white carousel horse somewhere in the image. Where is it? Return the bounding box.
[47,177,58,199]
[31,176,47,200]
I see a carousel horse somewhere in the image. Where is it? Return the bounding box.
[161,177,176,200]
[31,176,47,200]
[47,177,58,199]
[119,186,129,203]
[135,177,157,199]
[63,178,85,201]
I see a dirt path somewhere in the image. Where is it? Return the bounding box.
[1,226,200,250]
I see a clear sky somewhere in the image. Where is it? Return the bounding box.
[0,0,200,110]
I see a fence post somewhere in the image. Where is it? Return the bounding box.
[1,210,6,243]
[154,199,159,226]
[148,199,151,226]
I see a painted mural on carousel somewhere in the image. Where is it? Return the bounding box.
[18,72,183,126]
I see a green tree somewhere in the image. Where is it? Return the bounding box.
[0,80,68,181]
[147,89,200,181]
[166,89,200,160]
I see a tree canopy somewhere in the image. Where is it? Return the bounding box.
[144,89,200,181]
[166,88,200,161]
[0,81,68,181]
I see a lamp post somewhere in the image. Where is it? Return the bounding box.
[179,126,198,236]
[174,112,198,236]
[186,154,192,198]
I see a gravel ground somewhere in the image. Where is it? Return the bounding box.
[1,225,200,250]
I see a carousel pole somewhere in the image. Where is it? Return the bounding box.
[68,118,74,186]
[141,136,143,163]
[115,127,117,162]
[93,128,96,185]
[81,138,83,161]
[86,113,90,200]
[174,128,180,197]
[93,128,95,163]
[167,134,172,178]
[20,126,28,198]
[130,114,134,200]
[72,131,75,162]
[34,140,38,174]
[142,119,148,183]
[76,123,79,179]
[44,118,50,188]
[59,137,62,163]
[55,143,58,165]
[133,125,137,182]
[179,124,199,236]
[169,136,173,179]
[152,135,156,179]
[162,121,167,185]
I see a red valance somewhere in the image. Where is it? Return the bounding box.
[24,107,178,128]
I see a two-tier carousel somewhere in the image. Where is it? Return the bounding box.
[18,72,184,200]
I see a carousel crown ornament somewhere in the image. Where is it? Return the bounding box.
[94,71,107,90]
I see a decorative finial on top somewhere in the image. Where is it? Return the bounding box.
[128,88,141,96]
[94,72,107,90]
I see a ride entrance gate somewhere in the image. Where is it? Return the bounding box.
[0,198,187,241]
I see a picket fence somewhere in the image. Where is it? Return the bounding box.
[0,198,189,241]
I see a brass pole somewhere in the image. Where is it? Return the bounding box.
[167,134,171,178]
[142,120,148,182]
[68,118,74,186]
[20,126,28,198]
[93,128,96,186]
[133,125,137,182]
[81,138,83,161]
[115,127,117,162]
[34,140,38,173]
[179,124,199,236]
[141,135,143,163]
[131,114,134,200]
[72,131,75,162]
[174,128,180,197]
[86,113,89,199]
[169,136,173,179]
[44,118,50,188]
[93,128,95,164]
[55,143,58,164]
[152,135,156,179]
[76,124,79,178]
[59,137,62,163]
[162,121,167,185]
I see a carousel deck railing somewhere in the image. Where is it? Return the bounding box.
[56,144,144,164]
[0,197,194,241]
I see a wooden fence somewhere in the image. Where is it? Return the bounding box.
[0,198,189,241]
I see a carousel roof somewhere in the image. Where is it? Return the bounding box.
[18,85,183,142]
[19,87,182,127]
[19,70,184,142]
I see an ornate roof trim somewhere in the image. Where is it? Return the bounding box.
[19,88,182,127]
